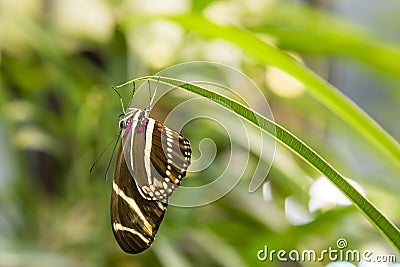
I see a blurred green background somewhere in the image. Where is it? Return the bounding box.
[0,0,399,266]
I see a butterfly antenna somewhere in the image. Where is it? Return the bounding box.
[131,81,136,97]
[89,132,119,175]
[113,86,125,114]
[147,76,159,112]
[104,130,122,181]
[144,80,152,114]
[148,80,152,103]
[124,82,137,110]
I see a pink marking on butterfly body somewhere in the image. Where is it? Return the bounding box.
[138,119,149,132]
[123,121,132,136]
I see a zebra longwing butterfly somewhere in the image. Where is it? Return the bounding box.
[111,89,191,254]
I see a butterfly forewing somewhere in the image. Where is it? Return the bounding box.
[121,108,144,180]
[111,143,167,254]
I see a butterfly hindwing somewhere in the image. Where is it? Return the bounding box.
[121,109,191,202]
[111,143,167,254]
[147,121,191,197]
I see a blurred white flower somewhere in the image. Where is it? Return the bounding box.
[53,0,114,43]
[127,20,183,69]
[202,39,242,67]
[265,53,306,98]
[204,1,241,25]
[126,0,189,14]
[326,261,356,267]
[309,176,366,213]
[285,195,315,225]
[262,181,272,201]
[359,261,391,267]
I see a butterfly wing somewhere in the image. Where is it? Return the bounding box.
[121,113,191,202]
[111,143,167,254]
[144,120,192,200]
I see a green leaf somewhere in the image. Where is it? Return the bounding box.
[114,76,400,251]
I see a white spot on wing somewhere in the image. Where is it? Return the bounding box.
[157,202,166,210]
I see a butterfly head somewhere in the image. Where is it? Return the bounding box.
[118,108,148,135]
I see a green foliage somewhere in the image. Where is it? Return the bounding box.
[0,0,399,266]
